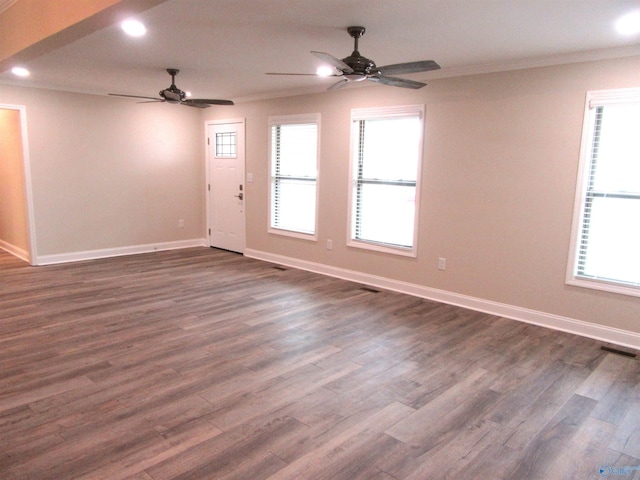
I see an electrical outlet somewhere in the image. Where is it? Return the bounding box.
[178,219,184,228]
[327,239,333,250]
[438,257,446,270]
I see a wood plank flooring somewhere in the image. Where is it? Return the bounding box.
[0,247,639,480]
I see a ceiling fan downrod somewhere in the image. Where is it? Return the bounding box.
[347,26,366,55]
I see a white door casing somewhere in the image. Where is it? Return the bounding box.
[207,120,246,253]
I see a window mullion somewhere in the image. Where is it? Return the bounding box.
[273,175,316,182]
[360,178,417,187]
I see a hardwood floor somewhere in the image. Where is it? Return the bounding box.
[0,247,638,480]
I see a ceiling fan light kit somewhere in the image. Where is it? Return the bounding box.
[268,26,441,90]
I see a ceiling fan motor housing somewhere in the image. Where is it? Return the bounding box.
[341,53,376,80]
[160,86,186,103]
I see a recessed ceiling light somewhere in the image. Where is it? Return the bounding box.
[11,66,29,77]
[316,66,334,77]
[121,19,146,37]
[616,11,640,35]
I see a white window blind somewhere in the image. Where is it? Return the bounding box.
[568,89,640,295]
[269,115,319,237]
[348,105,424,255]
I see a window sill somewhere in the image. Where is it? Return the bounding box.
[269,227,317,242]
[347,239,417,258]
[566,276,640,298]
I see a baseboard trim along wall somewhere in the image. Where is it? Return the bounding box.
[244,248,640,351]
[36,239,208,266]
[0,239,30,263]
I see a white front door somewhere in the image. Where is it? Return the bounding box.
[207,120,245,253]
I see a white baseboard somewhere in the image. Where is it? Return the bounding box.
[37,239,207,265]
[244,248,640,351]
[0,239,30,263]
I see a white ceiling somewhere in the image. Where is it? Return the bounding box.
[2,0,640,103]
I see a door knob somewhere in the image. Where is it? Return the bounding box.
[234,192,244,200]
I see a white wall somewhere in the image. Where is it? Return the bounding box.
[203,55,640,344]
[0,84,206,261]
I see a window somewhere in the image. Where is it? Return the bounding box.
[348,105,425,256]
[567,88,640,296]
[215,131,236,157]
[268,114,319,238]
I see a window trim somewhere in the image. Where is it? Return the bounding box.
[566,87,640,298]
[267,113,320,241]
[347,104,425,257]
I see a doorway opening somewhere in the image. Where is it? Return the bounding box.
[0,104,36,264]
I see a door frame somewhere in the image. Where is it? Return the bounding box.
[0,104,38,265]
[205,118,246,253]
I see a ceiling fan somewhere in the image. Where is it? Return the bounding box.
[108,68,234,108]
[267,26,440,90]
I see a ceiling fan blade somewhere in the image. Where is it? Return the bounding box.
[266,72,319,76]
[137,100,164,104]
[311,51,354,73]
[377,60,441,75]
[108,93,160,101]
[369,75,427,89]
[187,99,234,106]
[327,78,349,91]
[181,101,210,109]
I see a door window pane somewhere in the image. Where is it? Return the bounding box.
[216,132,236,158]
